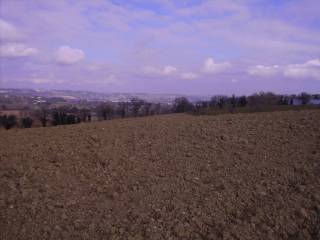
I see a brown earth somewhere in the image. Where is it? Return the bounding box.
[0,110,320,240]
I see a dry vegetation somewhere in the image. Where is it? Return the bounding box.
[0,110,320,239]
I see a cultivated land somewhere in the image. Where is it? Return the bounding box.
[1,110,320,240]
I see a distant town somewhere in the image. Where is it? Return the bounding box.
[0,88,205,106]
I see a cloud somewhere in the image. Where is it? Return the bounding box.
[176,1,247,17]
[87,63,105,71]
[305,59,320,67]
[0,19,20,41]
[180,72,198,80]
[0,43,38,57]
[163,66,177,75]
[142,65,177,76]
[31,78,52,84]
[81,74,123,86]
[1,1,320,93]
[202,58,231,74]
[0,19,37,58]
[102,74,119,84]
[247,65,280,77]
[247,59,320,80]
[284,59,320,80]
[55,46,85,64]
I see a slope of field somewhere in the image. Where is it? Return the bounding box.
[1,110,320,240]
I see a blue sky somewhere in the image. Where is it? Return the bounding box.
[0,0,320,95]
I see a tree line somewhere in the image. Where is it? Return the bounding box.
[175,92,318,115]
[0,92,318,130]
[0,98,171,130]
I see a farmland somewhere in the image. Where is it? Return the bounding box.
[1,110,320,239]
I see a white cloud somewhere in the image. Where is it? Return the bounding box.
[163,66,177,75]
[247,59,320,80]
[0,20,37,58]
[142,65,177,76]
[103,74,119,84]
[247,65,280,77]
[177,1,247,17]
[55,46,85,64]
[180,72,198,80]
[284,59,320,80]
[202,58,231,74]
[305,59,320,67]
[0,19,20,41]
[87,63,105,71]
[0,43,38,57]
[31,78,52,84]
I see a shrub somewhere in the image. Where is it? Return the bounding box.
[21,117,33,128]
[0,115,17,130]
[174,97,194,113]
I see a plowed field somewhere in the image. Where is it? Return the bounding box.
[1,110,320,239]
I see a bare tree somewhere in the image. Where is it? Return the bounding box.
[97,102,114,120]
[150,103,162,115]
[217,97,226,109]
[238,96,247,107]
[210,95,228,109]
[142,102,152,116]
[248,92,279,108]
[300,92,311,105]
[117,102,129,118]
[230,94,237,108]
[35,106,50,127]
[79,108,91,122]
[51,107,68,126]
[131,98,145,117]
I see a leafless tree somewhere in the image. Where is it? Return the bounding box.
[80,108,91,122]
[97,102,114,120]
[131,98,145,117]
[117,102,129,118]
[35,106,50,127]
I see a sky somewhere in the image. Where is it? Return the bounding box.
[0,0,320,95]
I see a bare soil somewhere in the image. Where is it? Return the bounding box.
[1,110,320,240]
